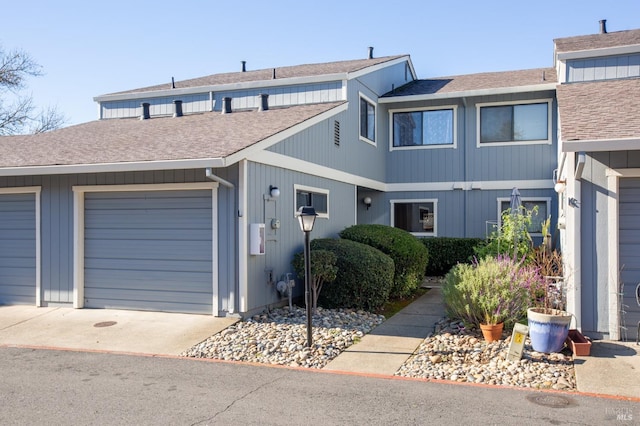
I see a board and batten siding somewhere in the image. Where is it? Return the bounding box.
[243,162,356,314]
[567,53,640,83]
[356,61,413,98]
[0,192,38,305]
[0,169,239,314]
[101,93,210,119]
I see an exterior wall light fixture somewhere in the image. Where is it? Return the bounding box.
[363,196,372,210]
[269,185,280,198]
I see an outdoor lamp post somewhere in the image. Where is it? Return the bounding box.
[297,206,317,348]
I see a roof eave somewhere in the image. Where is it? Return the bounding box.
[562,137,640,152]
[94,73,350,103]
[379,82,558,103]
[0,158,226,177]
[556,44,640,61]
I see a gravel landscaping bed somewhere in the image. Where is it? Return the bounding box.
[181,305,576,391]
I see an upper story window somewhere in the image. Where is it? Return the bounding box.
[359,93,376,144]
[294,184,329,218]
[391,199,437,236]
[477,99,552,147]
[391,106,456,150]
[498,197,550,235]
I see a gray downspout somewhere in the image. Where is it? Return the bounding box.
[205,168,237,315]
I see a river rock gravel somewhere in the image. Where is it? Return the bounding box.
[181,306,576,391]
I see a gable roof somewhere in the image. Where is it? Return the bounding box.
[554,28,640,53]
[104,56,408,97]
[0,102,345,175]
[557,78,640,143]
[380,67,557,101]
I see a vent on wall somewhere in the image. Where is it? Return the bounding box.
[334,120,340,146]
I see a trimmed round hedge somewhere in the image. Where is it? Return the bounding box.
[311,238,394,311]
[339,224,429,298]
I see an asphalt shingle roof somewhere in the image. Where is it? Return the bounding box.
[382,67,557,97]
[556,78,640,141]
[0,102,344,168]
[106,56,407,96]
[554,28,640,53]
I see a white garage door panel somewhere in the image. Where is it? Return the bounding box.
[0,194,36,305]
[83,190,214,314]
[619,178,640,342]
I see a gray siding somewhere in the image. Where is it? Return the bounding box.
[101,83,343,119]
[356,61,413,97]
[358,188,556,240]
[384,92,558,183]
[567,53,640,82]
[83,190,213,314]
[245,162,356,313]
[0,169,239,314]
[101,93,210,119]
[0,194,36,305]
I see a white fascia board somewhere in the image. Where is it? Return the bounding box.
[0,158,226,177]
[556,44,640,61]
[562,137,640,152]
[223,103,348,167]
[93,73,349,103]
[378,83,557,103]
[347,56,413,80]
[247,150,386,191]
[386,179,553,192]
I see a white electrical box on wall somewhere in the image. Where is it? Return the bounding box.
[250,223,266,255]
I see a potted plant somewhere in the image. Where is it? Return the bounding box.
[443,256,534,342]
[526,253,573,353]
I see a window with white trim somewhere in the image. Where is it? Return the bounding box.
[391,106,456,149]
[359,94,376,144]
[391,199,437,236]
[478,99,551,146]
[498,197,550,235]
[294,185,329,218]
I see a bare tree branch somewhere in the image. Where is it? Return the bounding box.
[0,44,65,135]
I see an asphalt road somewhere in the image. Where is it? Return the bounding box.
[0,347,637,425]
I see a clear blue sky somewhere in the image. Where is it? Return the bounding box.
[3,1,639,126]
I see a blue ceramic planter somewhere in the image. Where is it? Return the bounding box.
[527,308,572,353]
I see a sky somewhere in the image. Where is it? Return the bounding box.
[3,1,639,127]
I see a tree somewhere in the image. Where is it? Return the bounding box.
[0,45,65,135]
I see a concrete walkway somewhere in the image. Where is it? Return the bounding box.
[324,286,445,375]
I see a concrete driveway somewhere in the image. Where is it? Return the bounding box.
[0,305,239,356]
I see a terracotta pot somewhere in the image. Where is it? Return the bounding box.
[480,322,504,342]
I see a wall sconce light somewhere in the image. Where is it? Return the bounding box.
[363,196,372,210]
[269,185,280,198]
[554,181,566,194]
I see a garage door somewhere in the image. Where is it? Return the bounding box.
[83,189,213,314]
[619,177,640,342]
[0,193,36,305]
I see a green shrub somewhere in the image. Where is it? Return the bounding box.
[339,224,429,298]
[291,249,338,313]
[310,238,394,311]
[421,237,483,276]
[442,256,545,330]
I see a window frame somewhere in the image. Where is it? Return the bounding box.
[496,196,551,237]
[476,99,552,147]
[389,105,458,151]
[359,92,377,145]
[293,184,329,219]
[390,198,438,237]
